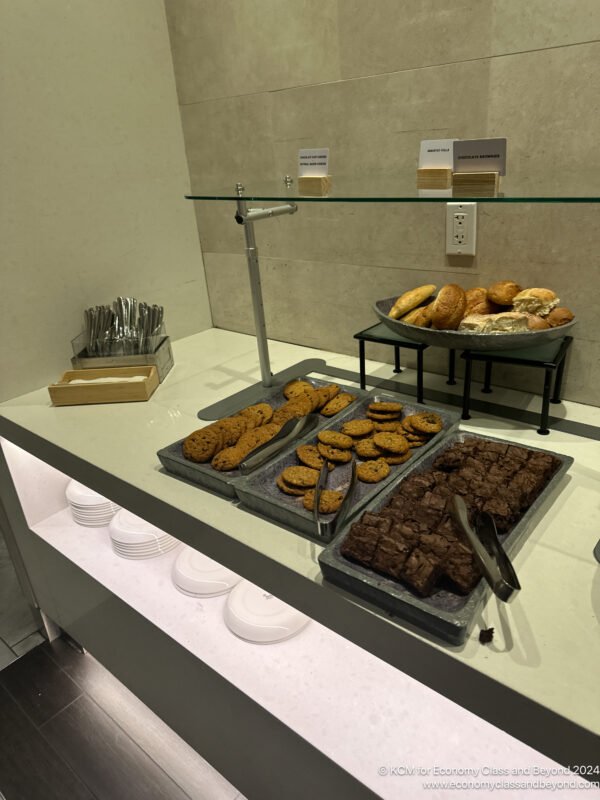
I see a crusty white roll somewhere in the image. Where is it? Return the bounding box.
[431,284,467,330]
[389,284,436,320]
[458,314,490,332]
[512,288,559,316]
[485,312,530,332]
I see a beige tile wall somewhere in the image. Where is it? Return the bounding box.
[1,1,212,402]
[165,1,600,405]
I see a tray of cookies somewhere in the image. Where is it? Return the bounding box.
[157,378,366,498]
[318,432,572,644]
[234,395,460,542]
[374,281,576,351]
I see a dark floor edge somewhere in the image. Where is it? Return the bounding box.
[318,364,600,441]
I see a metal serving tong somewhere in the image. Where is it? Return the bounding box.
[313,460,358,540]
[451,495,521,603]
[238,414,320,476]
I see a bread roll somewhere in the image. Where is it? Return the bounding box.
[546,307,574,327]
[485,312,530,332]
[487,280,522,305]
[431,284,466,330]
[389,284,436,319]
[464,287,487,313]
[512,288,559,316]
[525,314,551,331]
[401,301,434,327]
[458,314,490,332]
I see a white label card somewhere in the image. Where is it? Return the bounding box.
[419,139,456,169]
[298,148,329,177]
[453,138,507,176]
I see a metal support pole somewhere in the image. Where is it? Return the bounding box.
[236,184,272,387]
[235,183,297,389]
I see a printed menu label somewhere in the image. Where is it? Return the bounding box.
[419,139,456,169]
[298,148,329,177]
[453,138,507,176]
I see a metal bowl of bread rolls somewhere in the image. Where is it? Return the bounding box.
[374,282,576,350]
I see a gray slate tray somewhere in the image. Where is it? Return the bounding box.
[157,378,367,499]
[374,295,577,351]
[235,394,460,542]
[318,431,573,644]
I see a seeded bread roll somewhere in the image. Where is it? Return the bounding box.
[431,284,467,330]
[546,307,574,327]
[512,288,559,316]
[389,284,436,320]
[487,280,522,305]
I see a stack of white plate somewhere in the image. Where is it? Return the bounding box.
[108,509,179,559]
[172,547,241,597]
[66,480,120,527]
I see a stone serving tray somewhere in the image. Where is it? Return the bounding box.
[157,378,368,499]
[374,295,577,351]
[318,431,573,645]
[234,394,460,543]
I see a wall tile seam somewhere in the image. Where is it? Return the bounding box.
[175,38,600,108]
[203,251,481,275]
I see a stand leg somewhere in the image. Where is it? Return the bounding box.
[447,349,456,385]
[538,368,553,435]
[462,354,472,420]
[551,356,567,404]
[482,360,493,393]
[417,349,424,404]
[359,340,366,390]
[393,346,401,374]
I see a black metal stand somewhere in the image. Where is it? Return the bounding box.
[461,337,573,435]
[354,323,428,403]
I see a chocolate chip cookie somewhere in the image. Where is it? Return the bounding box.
[321,393,355,417]
[317,430,354,449]
[302,489,344,514]
[357,458,391,483]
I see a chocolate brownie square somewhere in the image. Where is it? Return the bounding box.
[340,523,381,567]
[371,535,413,579]
[400,549,442,596]
[444,552,481,594]
[361,512,392,535]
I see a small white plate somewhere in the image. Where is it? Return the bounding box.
[224,580,309,644]
[173,547,241,597]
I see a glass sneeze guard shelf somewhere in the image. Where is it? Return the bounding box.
[186,171,600,202]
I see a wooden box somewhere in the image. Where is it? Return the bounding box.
[416,168,453,189]
[452,171,500,197]
[297,175,331,196]
[48,366,159,406]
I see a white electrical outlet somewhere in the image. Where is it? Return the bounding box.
[446,202,477,256]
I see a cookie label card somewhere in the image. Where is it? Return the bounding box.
[419,139,456,169]
[453,138,507,176]
[298,148,329,177]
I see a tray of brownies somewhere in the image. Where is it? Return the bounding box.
[318,432,572,644]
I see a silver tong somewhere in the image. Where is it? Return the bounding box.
[313,460,358,540]
[238,414,320,475]
[451,495,521,603]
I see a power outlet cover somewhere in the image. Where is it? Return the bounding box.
[446,202,477,256]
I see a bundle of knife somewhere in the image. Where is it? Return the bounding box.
[83,297,164,356]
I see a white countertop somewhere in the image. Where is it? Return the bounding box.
[1,328,599,767]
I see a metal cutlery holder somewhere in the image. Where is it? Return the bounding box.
[71,330,174,383]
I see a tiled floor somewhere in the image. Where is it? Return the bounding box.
[0,638,245,800]
[0,526,40,670]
